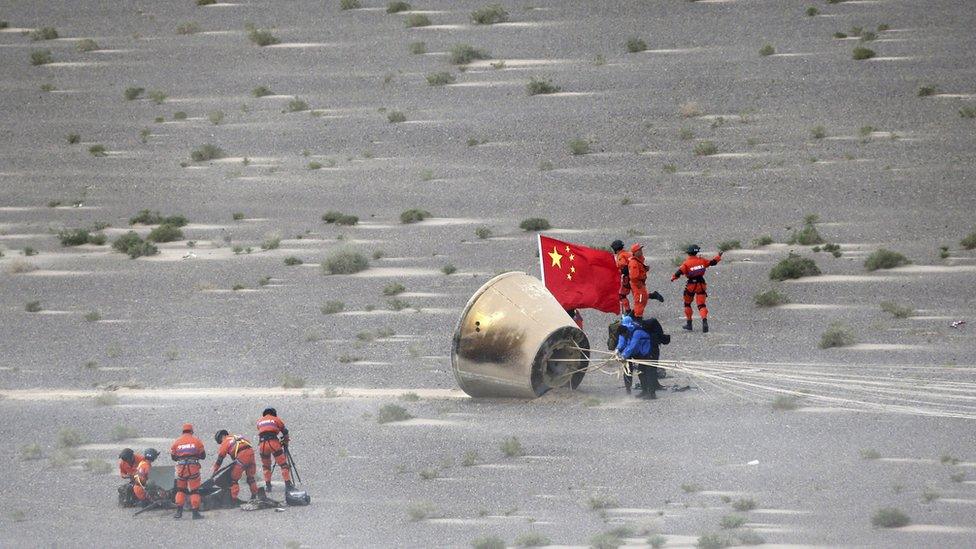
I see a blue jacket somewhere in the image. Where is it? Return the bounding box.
[615,316,652,359]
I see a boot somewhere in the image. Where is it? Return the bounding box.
[192,510,204,520]
[265,481,272,493]
[636,372,650,399]
[257,487,268,501]
[702,318,709,333]
[683,320,692,331]
[285,481,295,491]
[624,376,632,394]
[173,506,183,520]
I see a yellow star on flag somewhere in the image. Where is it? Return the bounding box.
[570,266,576,273]
[566,273,572,280]
[548,247,563,268]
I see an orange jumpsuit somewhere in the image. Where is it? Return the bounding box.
[628,255,649,317]
[119,453,144,480]
[170,434,206,511]
[132,458,152,501]
[672,254,722,320]
[212,434,259,500]
[256,414,291,485]
[615,251,632,314]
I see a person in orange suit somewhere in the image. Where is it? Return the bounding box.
[628,244,664,318]
[212,430,260,503]
[671,244,723,333]
[171,423,206,520]
[257,407,293,492]
[610,240,632,315]
[118,448,144,481]
[131,448,159,504]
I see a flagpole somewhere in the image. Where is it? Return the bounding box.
[537,233,545,283]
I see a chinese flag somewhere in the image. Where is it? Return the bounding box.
[538,235,619,314]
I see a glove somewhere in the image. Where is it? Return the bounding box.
[649,291,664,302]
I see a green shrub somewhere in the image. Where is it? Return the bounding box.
[519,218,550,232]
[916,85,938,97]
[759,44,775,56]
[387,1,411,13]
[514,532,551,547]
[852,46,875,60]
[400,209,431,224]
[450,43,489,64]
[864,249,909,271]
[961,230,976,249]
[88,144,107,157]
[442,264,457,275]
[871,507,909,528]
[77,38,99,52]
[252,85,274,98]
[527,77,560,95]
[173,111,187,120]
[322,249,368,274]
[754,289,788,307]
[112,231,159,258]
[626,37,647,53]
[731,498,757,512]
[500,436,524,457]
[406,501,435,521]
[147,224,182,243]
[20,443,43,461]
[282,98,308,114]
[590,531,626,549]
[197,0,217,4]
[859,31,877,42]
[321,300,344,314]
[694,141,718,156]
[717,240,740,252]
[960,106,976,119]
[30,49,53,65]
[67,133,81,144]
[811,125,826,139]
[408,41,426,54]
[475,227,492,239]
[569,138,590,155]
[806,6,819,16]
[880,301,913,318]
[57,428,85,448]
[260,236,281,250]
[769,253,820,280]
[787,218,824,245]
[191,143,224,161]
[176,22,202,34]
[387,110,406,123]
[471,4,509,24]
[471,537,505,549]
[388,298,411,311]
[31,27,58,40]
[340,0,361,9]
[25,301,42,313]
[405,14,431,27]
[383,283,405,296]
[377,404,412,424]
[283,256,303,266]
[321,211,344,223]
[148,90,167,104]
[819,322,855,348]
[247,26,280,46]
[753,235,773,247]
[426,71,456,86]
[58,229,94,247]
[735,530,765,546]
[720,514,746,529]
[123,87,145,100]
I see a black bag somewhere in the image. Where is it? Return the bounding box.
[285,489,311,506]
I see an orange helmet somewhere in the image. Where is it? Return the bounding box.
[182,423,194,433]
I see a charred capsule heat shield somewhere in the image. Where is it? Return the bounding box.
[451,272,590,398]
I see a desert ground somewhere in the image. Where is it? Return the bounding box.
[1,0,975,547]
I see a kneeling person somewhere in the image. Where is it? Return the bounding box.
[614,315,664,399]
[132,448,159,505]
[213,430,260,503]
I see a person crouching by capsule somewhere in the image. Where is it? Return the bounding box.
[613,315,662,399]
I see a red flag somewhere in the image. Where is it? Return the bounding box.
[538,235,619,314]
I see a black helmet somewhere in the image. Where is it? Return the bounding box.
[214,429,229,444]
[263,407,277,417]
[610,240,624,253]
[687,244,701,255]
[119,448,135,463]
[143,448,159,462]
